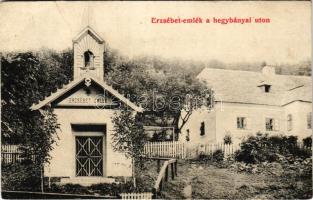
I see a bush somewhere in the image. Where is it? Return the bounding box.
[212,149,224,162]
[303,137,312,148]
[198,149,224,163]
[1,162,41,191]
[223,134,232,145]
[46,182,137,197]
[235,133,312,164]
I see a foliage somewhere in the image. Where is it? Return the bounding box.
[46,182,138,197]
[198,149,224,163]
[150,129,173,142]
[303,136,312,148]
[1,51,63,164]
[228,157,312,199]
[111,109,147,186]
[19,108,59,164]
[104,53,212,136]
[47,183,92,195]
[223,134,232,144]
[212,149,224,162]
[1,162,41,191]
[234,133,312,163]
[111,109,147,159]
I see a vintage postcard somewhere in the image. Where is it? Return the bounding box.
[0,1,312,199]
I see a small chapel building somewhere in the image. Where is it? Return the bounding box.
[31,26,143,185]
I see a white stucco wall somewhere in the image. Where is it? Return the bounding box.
[181,101,312,146]
[215,102,285,144]
[44,108,132,178]
[179,107,216,150]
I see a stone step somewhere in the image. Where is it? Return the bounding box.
[60,177,116,186]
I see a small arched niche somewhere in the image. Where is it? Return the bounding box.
[83,50,95,70]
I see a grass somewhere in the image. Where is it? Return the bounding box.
[3,159,310,198]
[158,160,312,199]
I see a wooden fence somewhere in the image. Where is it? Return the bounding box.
[199,143,241,157]
[144,141,312,159]
[153,158,177,198]
[120,192,153,200]
[1,144,22,164]
[143,141,240,159]
[120,158,178,199]
[144,141,186,159]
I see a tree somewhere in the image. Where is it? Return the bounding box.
[105,55,212,138]
[1,52,61,190]
[111,109,147,187]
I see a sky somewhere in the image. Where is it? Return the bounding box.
[0,1,311,64]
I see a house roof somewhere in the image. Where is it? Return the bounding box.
[73,26,104,44]
[30,76,144,112]
[197,68,312,106]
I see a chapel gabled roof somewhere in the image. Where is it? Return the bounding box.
[72,26,104,44]
[30,76,144,112]
[197,68,312,106]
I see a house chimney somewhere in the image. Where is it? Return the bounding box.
[262,65,276,75]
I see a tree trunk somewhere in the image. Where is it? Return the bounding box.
[132,157,136,188]
[41,165,44,193]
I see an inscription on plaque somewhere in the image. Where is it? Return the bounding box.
[68,97,92,104]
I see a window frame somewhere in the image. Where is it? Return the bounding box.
[186,129,190,141]
[307,112,312,129]
[265,118,274,131]
[200,122,205,136]
[265,117,279,131]
[264,85,271,93]
[237,117,247,130]
[287,114,292,131]
[83,50,94,69]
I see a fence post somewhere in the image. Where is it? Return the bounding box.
[157,160,161,173]
[171,163,175,180]
[165,166,168,182]
[174,161,178,176]
[152,188,157,199]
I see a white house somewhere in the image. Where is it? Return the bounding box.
[179,66,312,147]
[31,26,143,185]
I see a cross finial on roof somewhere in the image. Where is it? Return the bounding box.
[81,2,96,29]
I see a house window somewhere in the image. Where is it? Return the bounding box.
[200,122,205,136]
[264,85,271,93]
[287,114,292,131]
[266,118,279,131]
[308,112,312,129]
[237,117,247,129]
[83,50,94,69]
[186,129,190,141]
[266,118,274,131]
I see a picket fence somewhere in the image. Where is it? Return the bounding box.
[144,141,187,159]
[199,143,241,157]
[143,141,239,159]
[120,192,153,200]
[1,144,22,164]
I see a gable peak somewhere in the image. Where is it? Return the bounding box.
[73,26,104,44]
